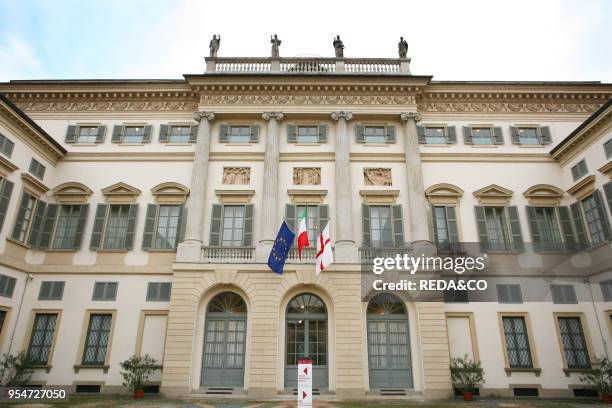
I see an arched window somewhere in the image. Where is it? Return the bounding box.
[207,292,247,314]
[367,293,407,316]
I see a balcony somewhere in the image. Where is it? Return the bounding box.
[205,57,411,75]
[201,246,254,263]
[359,246,412,261]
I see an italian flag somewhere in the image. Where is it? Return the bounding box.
[297,208,309,260]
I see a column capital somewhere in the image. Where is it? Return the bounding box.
[331,111,353,122]
[400,111,422,123]
[194,111,215,122]
[262,111,284,121]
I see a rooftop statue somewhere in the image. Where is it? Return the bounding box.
[209,34,221,58]
[333,35,344,58]
[398,36,408,58]
[271,34,282,58]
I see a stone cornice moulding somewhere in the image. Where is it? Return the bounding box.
[359,189,400,204]
[567,175,596,200]
[52,182,93,204]
[523,184,564,206]
[287,189,328,204]
[425,183,464,205]
[473,184,514,205]
[598,161,612,179]
[215,189,255,204]
[102,182,141,203]
[21,173,49,197]
[0,155,19,177]
[151,182,190,204]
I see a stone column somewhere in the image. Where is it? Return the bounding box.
[176,111,215,262]
[255,111,283,261]
[400,112,430,244]
[331,111,358,262]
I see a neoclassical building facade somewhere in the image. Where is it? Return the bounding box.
[0,55,611,400]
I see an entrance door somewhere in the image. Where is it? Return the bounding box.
[284,293,329,389]
[201,292,247,387]
[367,294,413,389]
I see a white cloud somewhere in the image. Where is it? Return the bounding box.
[0,33,46,80]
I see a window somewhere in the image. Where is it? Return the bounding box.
[517,128,538,145]
[222,205,246,246]
[0,133,14,157]
[52,205,82,249]
[432,206,459,250]
[209,204,254,247]
[297,126,318,143]
[497,284,523,303]
[551,284,578,304]
[11,192,40,243]
[424,127,446,144]
[557,316,591,369]
[0,274,16,298]
[477,206,522,251]
[526,206,564,251]
[26,313,58,365]
[605,139,612,159]
[369,206,392,247]
[464,126,503,145]
[103,205,130,250]
[92,282,117,301]
[510,126,552,145]
[600,280,612,301]
[38,281,65,300]
[571,159,588,181]
[364,126,386,143]
[82,314,112,365]
[501,316,533,368]
[472,127,493,145]
[0,177,14,232]
[443,288,469,303]
[582,193,609,245]
[296,205,319,244]
[76,126,100,143]
[168,126,191,143]
[228,126,251,143]
[123,126,145,143]
[146,282,171,301]
[29,159,45,180]
[154,205,181,249]
[0,310,6,335]
[90,204,137,251]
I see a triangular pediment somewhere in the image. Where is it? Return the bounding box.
[101,182,141,202]
[473,184,513,204]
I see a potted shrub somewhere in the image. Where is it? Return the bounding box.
[580,356,612,403]
[119,354,158,398]
[450,355,484,401]
[0,351,35,397]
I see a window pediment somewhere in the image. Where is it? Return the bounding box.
[151,182,190,204]
[598,161,612,179]
[523,184,564,206]
[0,155,18,178]
[215,189,254,204]
[567,175,596,200]
[425,183,464,204]
[287,189,327,204]
[359,189,399,204]
[473,184,513,205]
[101,182,141,203]
[21,173,49,197]
[52,182,93,203]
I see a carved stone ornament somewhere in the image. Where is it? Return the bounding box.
[293,167,321,185]
[223,167,251,185]
[330,111,353,121]
[262,111,284,121]
[400,112,422,122]
[364,168,392,186]
[194,111,215,122]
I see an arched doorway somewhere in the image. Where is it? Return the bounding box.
[367,293,413,389]
[201,292,247,388]
[284,293,329,389]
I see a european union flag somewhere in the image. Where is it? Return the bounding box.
[268,221,295,274]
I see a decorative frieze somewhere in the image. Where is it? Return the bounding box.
[363,168,392,186]
[223,167,250,185]
[13,100,199,112]
[417,102,602,114]
[293,167,321,185]
[200,94,417,106]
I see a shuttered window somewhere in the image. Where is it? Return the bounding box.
[526,206,566,252]
[0,132,15,157]
[510,126,552,145]
[103,205,131,249]
[222,205,246,246]
[571,159,588,181]
[432,205,459,250]
[362,204,403,248]
[284,204,329,250]
[581,192,611,245]
[28,159,45,180]
[228,126,251,143]
[0,274,16,298]
[600,280,612,301]
[417,126,457,144]
[364,126,385,143]
[168,126,191,143]
[297,126,318,143]
[26,313,58,365]
[77,126,103,143]
[112,125,152,143]
[497,284,523,303]
[82,314,112,365]
[475,206,523,252]
[287,124,327,144]
[146,282,171,301]
[557,317,590,369]
[142,204,184,250]
[551,284,578,304]
[502,316,533,368]
[123,126,145,143]
[38,281,65,300]
[464,127,500,145]
[92,282,117,301]
[605,139,612,159]
[52,205,82,249]
[11,192,38,243]
[209,204,254,247]
[0,178,14,232]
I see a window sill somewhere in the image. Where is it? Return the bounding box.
[223,143,254,146]
[69,143,100,147]
[420,143,451,147]
[73,364,110,374]
[358,143,391,147]
[95,249,129,253]
[31,364,53,373]
[117,143,147,146]
[290,143,322,146]
[145,249,177,253]
[6,237,30,249]
[504,367,541,377]
[482,250,524,254]
[163,143,193,146]
[469,144,499,148]
[45,248,78,253]
[563,368,593,377]
[517,144,546,148]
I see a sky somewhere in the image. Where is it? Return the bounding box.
[0,0,610,82]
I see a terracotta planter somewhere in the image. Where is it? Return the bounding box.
[463,391,473,401]
[134,389,145,399]
[602,394,612,404]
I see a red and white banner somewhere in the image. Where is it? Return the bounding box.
[297,358,312,408]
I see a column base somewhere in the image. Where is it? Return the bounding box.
[255,240,274,263]
[176,240,202,263]
[334,240,359,263]
[247,387,277,399]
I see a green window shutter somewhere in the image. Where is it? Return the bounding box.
[209,204,223,246]
[463,126,473,144]
[474,206,488,252]
[507,206,524,251]
[362,203,371,247]
[570,202,588,249]
[11,193,30,241]
[391,204,404,247]
[124,204,139,250]
[142,125,153,143]
[355,124,365,143]
[95,125,106,143]
[385,126,396,143]
[141,204,158,250]
[219,124,229,142]
[603,182,612,216]
[285,204,297,232]
[431,206,439,243]
[318,204,329,233]
[38,204,59,250]
[525,206,541,252]
[557,206,576,252]
[28,201,46,247]
[175,205,186,246]
[318,124,328,143]
[159,124,169,143]
[66,126,78,143]
[249,125,260,143]
[287,124,297,143]
[111,125,123,143]
[189,124,199,143]
[446,126,457,144]
[510,126,520,144]
[0,179,14,232]
[416,125,426,144]
[539,126,552,144]
[90,204,108,251]
[593,190,612,241]
[446,206,459,243]
[73,204,89,250]
[493,127,504,145]
[243,204,254,246]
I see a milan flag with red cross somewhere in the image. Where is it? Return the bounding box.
[316,222,333,275]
